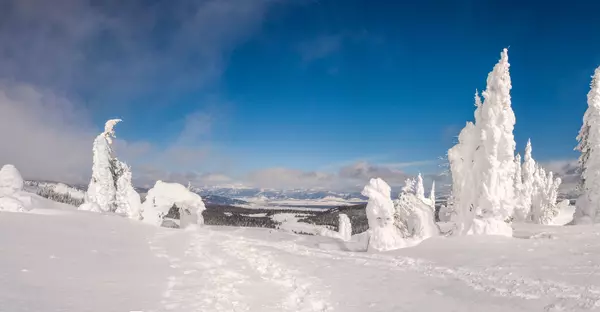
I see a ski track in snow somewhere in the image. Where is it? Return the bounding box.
[221,231,333,312]
[239,236,600,311]
[149,227,600,311]
[149,228,332,312]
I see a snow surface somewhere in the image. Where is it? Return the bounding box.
[3,197,600,311]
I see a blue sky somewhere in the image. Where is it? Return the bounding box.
[1,0,599,190]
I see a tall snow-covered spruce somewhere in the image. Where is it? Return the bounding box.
[448,48,517,236]
[574,67,600,224]
[79,119,141,218]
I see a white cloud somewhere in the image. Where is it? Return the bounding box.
[243,161,443,191]
[0,0,278,186]
[0,82,95,183]
[297,34,343,63]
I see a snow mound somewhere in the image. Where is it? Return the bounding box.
[362,178,405,251]
[141,180,206,228]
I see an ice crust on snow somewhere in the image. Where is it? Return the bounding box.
[141,180,206,228]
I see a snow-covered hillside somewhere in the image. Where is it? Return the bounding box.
[2,191,600,311]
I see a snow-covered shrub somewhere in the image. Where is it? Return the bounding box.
[448,49,516,237]
[141,180,206,228]
[362,178,405,251]
[393,178,438,241]
[574,66,600,225]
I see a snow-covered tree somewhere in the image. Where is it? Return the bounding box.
[521,139,536,220]
[530,166,562,224]
[512,153,527,222]
[115,162,142,219]
[362,178,405,251]
[415,173,425,201]
[393,178,438,241]
[447,119,478,234]
[79,119,122,213]
[448,48,516,236]
[79,119,142,217]
[0,164,32,212]
[0,164,23,197]
[574,67,600,224]
[338,214,352,241]
[429,180,436,209]
[141,180,206,228]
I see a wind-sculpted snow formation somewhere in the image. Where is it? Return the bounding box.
[141,180,206,228]
[362,178,405,251]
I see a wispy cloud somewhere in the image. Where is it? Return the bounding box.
[297,34,344,63]
[0,0,278,185]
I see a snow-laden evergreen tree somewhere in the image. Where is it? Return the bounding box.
[521,139,536,220]
[448,49,516,236]
[530,166,562,224]
[115,162,142,219]
[447,119,478,234]
[415,173,425,201]
[574,67,600,224]
[429,180,436,210]
[79,119,141,216]
[393,178,438,241]
[338,214,352,241]
[512,153,527,221]
[362,178,405,251]
[79,119,122,213]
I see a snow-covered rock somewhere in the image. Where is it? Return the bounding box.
[141,180,206,228]
[362,178,405,251]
